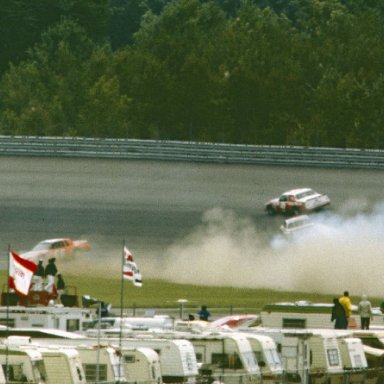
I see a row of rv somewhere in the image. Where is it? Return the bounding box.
[1,304,384,383]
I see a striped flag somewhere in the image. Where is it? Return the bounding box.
[123,246,142,287]
[9,251,37,296]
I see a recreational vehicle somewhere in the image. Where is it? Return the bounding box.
[260,301,384,330]
[37,339,163,384]
[111,337,198,384]
[362,345,384,383]
[352,331,384,350]
[0,340,46,383]
[41,334,199,384]
[37,346,86,384]
[0,305,93,332]
[75,345,127,383]
[108,328,262,384]
[245,328,345,384]
[241,333,284,383]
[175,331,260,384]
[118,346,163,384]
[337,336,368,383]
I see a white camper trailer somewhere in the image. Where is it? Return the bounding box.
[119,346,163,384]
[352,330,384,349]
[38,346,86,384]
[246,328,345,384]
[337,337,368,383]
[362,345,384,384]
[36,339,163,384]
[241,333,283,383]
[48,334,199,384]
[75,345,127,383]
[113,328,261,383]
[0,305,93,332]
[350,331,384,384]
[115,338,198,384]
[176,331,260,384]
[260,301,384,330]
[0,342,46,384]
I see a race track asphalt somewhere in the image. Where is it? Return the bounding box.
[0,156,383,276]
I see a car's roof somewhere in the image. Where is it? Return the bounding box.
[282,188,313,195]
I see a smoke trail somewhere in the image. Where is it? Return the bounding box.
[57,202,384,297]
[153,203,384,296]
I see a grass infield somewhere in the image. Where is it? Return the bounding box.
[2,271,378,314]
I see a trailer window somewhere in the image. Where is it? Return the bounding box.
[83,364,107,382]
[66,319,80,331]
[0,318,15,327]
[195,353,203,363]
[352,354,364,367]
[212,353,229,368]
[211,353,243,369]
[327,349,340,366]
[283,318,306,328]
[124,354,136,363]
[2,364,26,382]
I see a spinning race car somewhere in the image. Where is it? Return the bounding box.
[21,238,90,263]
[265,188,330,216]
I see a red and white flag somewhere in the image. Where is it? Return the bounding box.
[123,246,142,287]
[9,251,37,296]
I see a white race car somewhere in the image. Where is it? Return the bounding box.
[265,188,330,216]
[21,238,90,263]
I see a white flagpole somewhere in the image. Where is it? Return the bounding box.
[6,245,10,383]
[119,240,125,377]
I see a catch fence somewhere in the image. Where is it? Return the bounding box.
[0,136,383,169]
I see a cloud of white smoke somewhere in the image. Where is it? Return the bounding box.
[148,203,384,296]
[56,202,384,298]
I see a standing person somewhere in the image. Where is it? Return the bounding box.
[56,273,66,303]
[339,290,353,328]
[331,298,348,329]
[32,259,45,291]
[44,258,58,294]
[358,294,373,330]
[197,305,211,321]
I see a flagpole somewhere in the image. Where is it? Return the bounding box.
[6,245,10,383]
[119,240,125,377]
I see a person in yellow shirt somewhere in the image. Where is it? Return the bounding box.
[339,290,353,328]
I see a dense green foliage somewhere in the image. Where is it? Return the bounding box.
[1,0,383,148]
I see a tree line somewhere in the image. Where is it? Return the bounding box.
[0,0,383,148]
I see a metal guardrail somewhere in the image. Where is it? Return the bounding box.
[0,135,383,169]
